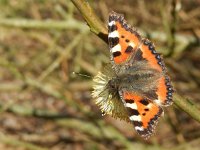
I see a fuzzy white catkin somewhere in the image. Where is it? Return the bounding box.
[92,69,130,122]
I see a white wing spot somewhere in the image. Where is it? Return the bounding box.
[108,21,116,26]
[129,115,142,121]
[135,126,144,131]
[146,103,153,109]
[129,42,135,48]
[154,99,162,106]
[125,103,137,109]
[111,44,121,53]
[109,31,119,38]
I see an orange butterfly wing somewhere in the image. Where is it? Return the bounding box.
[119,90,163,139]
[139,39,174,106]
[108,11,141,65]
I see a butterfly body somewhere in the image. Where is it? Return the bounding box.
[108,65,160,96]
[92,11,174,139]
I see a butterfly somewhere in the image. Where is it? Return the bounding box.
[92,11,174,139]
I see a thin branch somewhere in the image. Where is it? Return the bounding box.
[174,94,200,122]
[0,18,88,31]
[38,33,86,81]
[71,0,200,123]
[0,133,48,150]
[0,59,91,116]
[167,0,180,57]
[71,0,108,42]
[56,118,166,150]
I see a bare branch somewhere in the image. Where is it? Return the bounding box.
[71,0,108,42]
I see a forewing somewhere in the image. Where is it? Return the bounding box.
[108,11,141,65]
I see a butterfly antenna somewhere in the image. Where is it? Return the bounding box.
[72,72,92,79]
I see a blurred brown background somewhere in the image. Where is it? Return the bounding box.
[0,0,200,150]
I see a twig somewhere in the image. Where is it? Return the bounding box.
[0,58,91,116]
[71,0,200,123]
[172,137,200,150]
[160,0,177,57]
[167,0,180,56]
[76,58,98,75]
[0,102,72,119]
[56,118,166,150]
[173,94,200,122]
[0,133,48,150]
[71,0,108,42]
[0,18,88,31]
[38,33,86,81]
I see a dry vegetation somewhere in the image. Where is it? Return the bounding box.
[0,0,200,150]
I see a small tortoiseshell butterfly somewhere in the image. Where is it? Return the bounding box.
[92,11,174,139]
